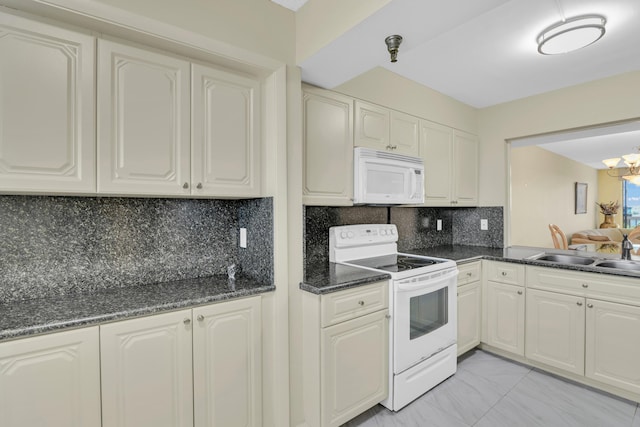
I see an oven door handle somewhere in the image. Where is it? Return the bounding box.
[396,269,459,292]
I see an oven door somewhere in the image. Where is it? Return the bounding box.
[393,267,458,374]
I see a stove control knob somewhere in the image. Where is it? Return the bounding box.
[390,228,396,235]
[347,231,355,238]
[380,229,387,236]
[340,231,347,239]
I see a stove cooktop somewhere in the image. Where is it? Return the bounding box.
[344,254,448,274]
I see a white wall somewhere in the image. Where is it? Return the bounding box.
[478,71,640,209]
[510,146,598,248]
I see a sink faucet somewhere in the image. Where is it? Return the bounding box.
[621,234,633,260]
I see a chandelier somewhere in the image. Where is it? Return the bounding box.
[602,147,640,185]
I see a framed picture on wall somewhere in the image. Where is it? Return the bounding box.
[575,182,587,214]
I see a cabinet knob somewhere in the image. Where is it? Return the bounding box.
[517,290,523,295]
[385,314,391,319]
[183,318,191,325]
[582,283,589,288]
[587,303,594,308]
[501,271,507,276]
[358,300,365,306]
[466,272,472,277]
[196,182,203,189]
[577,301,583,306]
[197,315,205,321]
[183,182,189,189]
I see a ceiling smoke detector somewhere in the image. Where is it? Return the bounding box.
[385,35,403,63]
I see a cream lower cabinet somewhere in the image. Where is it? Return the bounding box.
[585,299,640,395]
[302,86,354,205]
[525,288,585,375]
[0,11,96,194]
[100,309,194,427]
[303,281,389,427]
[100,296,262,427]
[482,261,526,356]
[0,327,101,427]
[457,262,481,356]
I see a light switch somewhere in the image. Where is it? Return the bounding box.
[480,219,488,230]
[436,219,442,231]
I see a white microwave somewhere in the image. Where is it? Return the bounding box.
[353,147,424,205]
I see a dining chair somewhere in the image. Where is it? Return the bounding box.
[548,224,568,250]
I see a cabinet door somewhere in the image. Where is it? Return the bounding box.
[97,39,190,195]
[354,100,389,151]
[100,310,194,427]
[586,299,640,395]
[390,111,420,156]
[420,120,453,206]
[452,130,478,206]
[192,64,261,197]
[193,296,262,427]
[0,12,95,193]
[485,281,525,355]
[0,327,101,427]
[457,281,481,356]
[525,289,585,375]
[302,87,354,205]
[321,310,388,427]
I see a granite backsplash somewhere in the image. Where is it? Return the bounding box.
[0,196,273,303]
[304,205,503,265]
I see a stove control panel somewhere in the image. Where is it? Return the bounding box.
[330,224,398,247]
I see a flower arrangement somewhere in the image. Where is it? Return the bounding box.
[596,201,620,215]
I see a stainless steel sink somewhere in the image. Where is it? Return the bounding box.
[593,260,640,271]
[529,253,597,265]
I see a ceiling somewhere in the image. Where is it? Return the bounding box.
[294,0,640,170]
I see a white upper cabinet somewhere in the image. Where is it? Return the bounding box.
[355,100,419,156]
[191,64,261,197]
[453,130,479,206]
[0,12,95,194]
[421,121,478,206]
[97,39,191,195]
[302,86,354,206]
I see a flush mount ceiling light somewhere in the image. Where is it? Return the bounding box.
[603,146,640,184]
[385,35,403,63]
[537,14,606,55]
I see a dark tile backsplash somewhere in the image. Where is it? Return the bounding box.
[304,205,504,263]
[0,196,273,303]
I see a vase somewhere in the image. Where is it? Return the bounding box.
[599,214,619,229]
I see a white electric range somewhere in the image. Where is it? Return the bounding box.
[329,224,458,411]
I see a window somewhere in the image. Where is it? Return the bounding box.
[623,180,640,228]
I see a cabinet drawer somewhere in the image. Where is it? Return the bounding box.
[321,281,388,327]
[457,261,481,286]
[484,261,524,286]
[526,266,640,305]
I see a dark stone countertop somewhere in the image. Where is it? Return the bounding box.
[300,245,640,295]
[0,275,274,342]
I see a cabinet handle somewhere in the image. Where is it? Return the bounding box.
[196,182,203,189]
[358,300,365,306]
[587,303,594,308]
[582,283,589,288]
[183,318,191,325]
[197,315,205,321]
[183,182,189,189]
[501,271,507,276]
[577,301,583,306]
[517,290,523,295]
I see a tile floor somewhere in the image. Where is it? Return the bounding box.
[343,349,640,427]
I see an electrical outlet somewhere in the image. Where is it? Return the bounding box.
[480,219,488,231]
[437,219,442,231]
[239,228,247,248]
